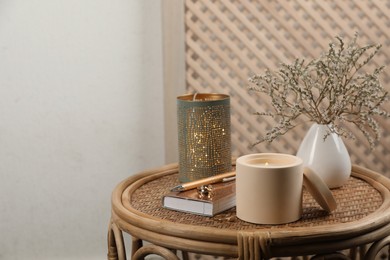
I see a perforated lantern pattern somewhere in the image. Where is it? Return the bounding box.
[177,93,232,182]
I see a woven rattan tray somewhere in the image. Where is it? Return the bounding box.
[110,163,390,259]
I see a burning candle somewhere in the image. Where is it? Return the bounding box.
[246,157,294,167]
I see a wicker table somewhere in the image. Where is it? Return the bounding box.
[108,163,390,260]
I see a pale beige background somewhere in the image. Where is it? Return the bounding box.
[0,1,165,259]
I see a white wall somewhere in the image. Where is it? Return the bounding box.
[0,1,165,259]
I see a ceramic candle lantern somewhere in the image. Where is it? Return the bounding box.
[177,93,231,183]
[236,153,304,224]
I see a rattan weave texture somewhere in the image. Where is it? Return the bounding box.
[130,171,383,230]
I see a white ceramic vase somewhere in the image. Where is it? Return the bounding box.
[296,124,351,189]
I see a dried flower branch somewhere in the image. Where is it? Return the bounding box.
[249,33,389,149]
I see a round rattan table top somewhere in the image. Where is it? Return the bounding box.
[131,171,381,230]
[111,163,390,258]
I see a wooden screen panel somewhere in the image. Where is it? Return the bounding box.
[184,0,390,176]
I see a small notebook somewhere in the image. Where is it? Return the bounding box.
[162,181,236,216]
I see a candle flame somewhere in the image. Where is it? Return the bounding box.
[265,162,269,166]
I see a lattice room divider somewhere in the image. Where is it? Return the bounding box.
[183,0,390,176]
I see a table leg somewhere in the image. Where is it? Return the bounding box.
[131,236,143,258]
[132,244,180,260]
[349,247,357,259]
[365,235,390,259]
[107,220,127,260]
[181,251,189,260]
[107,225,118,260]
[359,244,366,258]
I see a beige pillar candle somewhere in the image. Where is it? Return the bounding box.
[236,153,303,224]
